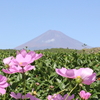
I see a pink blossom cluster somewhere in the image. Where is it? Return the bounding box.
[47,94,74,100]
[55,67,96,99]
[2,49,43,74]
[0,49,42,99]
[10,92,40,100]
[47,91,91,100]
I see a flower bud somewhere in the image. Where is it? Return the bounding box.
[5,64,9,68]
[75,76,83,84]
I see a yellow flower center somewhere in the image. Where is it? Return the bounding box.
[19,62,23,65]
[75,76,83,84]
[33,91,37,95]
[77,76,81,78]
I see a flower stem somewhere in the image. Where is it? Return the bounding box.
[22,67,26,100]
[64,84,78,100]
[3,94,6,100]
[49,83,72,100]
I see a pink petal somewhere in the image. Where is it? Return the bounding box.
[35,53,43,60]
[17,93,22,99]
[18,49,27,57]
[0,88,6,95]
[30,53,43,63]
[0,82,9,88]
[82,73,96,85]
[3,57,13,65]
[56,67,76,78]
[79,90,91,99]
[24,65,35,72]
[28,51,36,56]
[16,54,24,62]
[80,68,93,79]
[2,69,14,74]
[10,92,22,99]
[2,66,19,74]
[47,94,63,100]
[63,94,74,100]
[24,54,32,63]
[75,68,84,77]
[0,75,7,83]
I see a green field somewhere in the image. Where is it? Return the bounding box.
[0,48,100,100]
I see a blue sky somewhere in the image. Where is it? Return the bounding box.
[0,0,100,49]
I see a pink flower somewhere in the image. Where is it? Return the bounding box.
[10,92,30,99]
[27,93,41,100]
[2,65,35,74]
[14,49,43,66]
[12,53,33,66]
[56,67,96,85]
[75,68,96,85]
[2,50,42,74]
[10,92,40,100]
[63,94,74,100]
[47,94,74,100]
[47,94,63,100]
[0,75,9,95]
[3,56,14,66]
[79,90,91,100]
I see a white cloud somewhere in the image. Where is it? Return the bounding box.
[42,39,55,43]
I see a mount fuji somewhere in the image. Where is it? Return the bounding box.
[15,30,91,50]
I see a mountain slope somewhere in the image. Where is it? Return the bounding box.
[15,30,91,50]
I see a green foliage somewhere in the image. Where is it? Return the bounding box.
[0,48,100,99]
